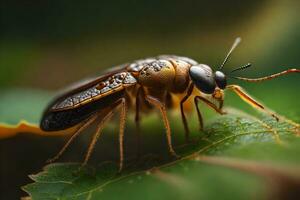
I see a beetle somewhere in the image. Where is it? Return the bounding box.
[40,37,299,171]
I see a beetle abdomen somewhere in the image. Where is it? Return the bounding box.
[40,90,124,131]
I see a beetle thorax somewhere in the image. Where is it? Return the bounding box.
[135,58,192,93]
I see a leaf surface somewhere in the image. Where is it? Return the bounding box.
[22,113,300,200]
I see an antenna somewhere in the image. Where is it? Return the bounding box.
[232,68,300,82]
[219,37,241,70]
[231,63,252,73]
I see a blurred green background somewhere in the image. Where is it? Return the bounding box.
[1,0,300,199]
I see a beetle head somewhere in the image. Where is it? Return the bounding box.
[189,65,227,94]
[189,37,245,94]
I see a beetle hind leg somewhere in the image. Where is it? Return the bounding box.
[80,98,128,172]
[118,98,128,172]
[46,114,99,164]
[134,87,143,159]
[82,111,114,167]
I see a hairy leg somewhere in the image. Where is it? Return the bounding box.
[118,98,128,172]
[180,83,194,142]
[82,111,115,166]
[81,98,128,172]
[194,96,204,131]
[145,95,178,157]
[226,85,279,121]
[134,87,143,157]
[194,96,226,130]
[195,96,226,115]
[46,114,99,163]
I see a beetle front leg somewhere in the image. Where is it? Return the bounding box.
[180,83,194,142]
[194,96,204,131]
[194,96,227,131]
[195,96,227,115]
[226,85,279,121]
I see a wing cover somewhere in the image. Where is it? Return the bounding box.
[50,72,136,111]
[40,71,136,131]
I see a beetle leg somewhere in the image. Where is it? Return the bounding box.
[82,110,114,167]
[218,99,224,110]
[135,87,141,132]
[145,95,179,158]
[226,85,279,121]
[194,96,204,131]
[180,83,194,142]
[134,87,143,157]
[81,98,128,172]
[194,96,226,131]
[195,96,226,115]
[118,98,128,172]
[46,114,99,164]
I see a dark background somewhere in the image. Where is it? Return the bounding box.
[1,0,300,199]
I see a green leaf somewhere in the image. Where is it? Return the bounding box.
[1,83,299,200]
[0,89,52,125]
[22,113,300,200]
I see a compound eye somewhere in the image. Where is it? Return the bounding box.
[215,71,227,89]
[189,65,216,94]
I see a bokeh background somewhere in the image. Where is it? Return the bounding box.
[1,0,300,199]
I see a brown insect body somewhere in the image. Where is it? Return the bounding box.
[133,56,192,93]
[41,39,299,171]
[41,55,196,131]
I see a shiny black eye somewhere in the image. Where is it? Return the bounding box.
[189,65,216,94]
[215,71,227,89]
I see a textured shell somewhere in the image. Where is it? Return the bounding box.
[136,59,176,88]
[47,55,198,112]
[50,72,136,111]
[127,55,197,91]
[126,55,198,73]
[41,55,199,131]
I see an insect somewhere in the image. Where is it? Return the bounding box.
[40,37,299,171]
